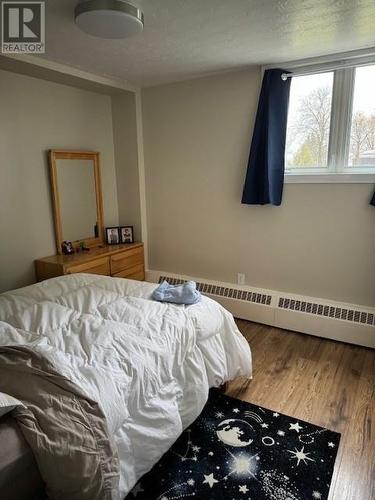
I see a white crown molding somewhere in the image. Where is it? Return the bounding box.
[0,53,138,93]
[263,46,375,72]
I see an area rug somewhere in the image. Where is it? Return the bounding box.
[127,390,340,500]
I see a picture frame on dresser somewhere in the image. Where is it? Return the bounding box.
[119,226,134,244]
[106,227,120,245]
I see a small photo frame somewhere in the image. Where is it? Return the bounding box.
[120,226,134,244]
[106,227,120,245]
[61,241,74,255]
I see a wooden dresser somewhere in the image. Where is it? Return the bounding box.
[35,243,145,282]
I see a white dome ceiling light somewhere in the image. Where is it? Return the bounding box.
[75,0,144,39]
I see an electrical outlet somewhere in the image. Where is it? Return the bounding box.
[237,273,245,285]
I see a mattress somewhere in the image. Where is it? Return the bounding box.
[0,414,45,500]
[0,274,252,499]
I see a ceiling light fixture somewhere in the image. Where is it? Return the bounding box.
[75,0,144,39]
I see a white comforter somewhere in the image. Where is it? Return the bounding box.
[0,274,252,498]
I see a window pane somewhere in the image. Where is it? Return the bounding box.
[285,72,333,170]
[348,65,375,167]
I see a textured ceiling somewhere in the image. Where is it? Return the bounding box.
[41,0,375,87]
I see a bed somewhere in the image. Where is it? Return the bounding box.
[0,274,252,499]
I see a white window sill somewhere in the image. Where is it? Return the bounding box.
[285,173,375,184]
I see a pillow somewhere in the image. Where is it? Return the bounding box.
[0,392,25,417]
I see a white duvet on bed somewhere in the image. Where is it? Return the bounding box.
[0,274,252,498]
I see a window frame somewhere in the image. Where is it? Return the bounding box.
[280,55,375,184]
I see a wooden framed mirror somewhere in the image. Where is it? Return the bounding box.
[49,150,104,254]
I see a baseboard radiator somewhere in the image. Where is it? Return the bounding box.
[146,270,375,349]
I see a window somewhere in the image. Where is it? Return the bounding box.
[348,65,375,168]
[286,72,334,171]
[284,60,375,182]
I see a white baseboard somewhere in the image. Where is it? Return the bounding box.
[146,269,375,349]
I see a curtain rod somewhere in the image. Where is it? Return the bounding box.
[280,58,375,80]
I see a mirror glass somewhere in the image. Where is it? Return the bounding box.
[55,159,98,242]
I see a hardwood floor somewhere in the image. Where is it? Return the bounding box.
[227,320,375,500]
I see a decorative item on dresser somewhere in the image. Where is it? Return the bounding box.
[35,242,145,281]
[119,225,134,244]
[106,226,120,245]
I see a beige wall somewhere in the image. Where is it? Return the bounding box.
[0,69,119,292]
[142,68,375,307]
[111,92,142,241]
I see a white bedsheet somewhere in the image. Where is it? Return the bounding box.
[0,274,252,498]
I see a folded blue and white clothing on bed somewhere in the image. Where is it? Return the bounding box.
[152,280,202,305]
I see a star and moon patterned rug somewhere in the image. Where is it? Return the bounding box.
[127,390,340,500]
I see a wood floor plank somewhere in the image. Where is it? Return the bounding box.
[230,319,375,500]
[329,349,375,500]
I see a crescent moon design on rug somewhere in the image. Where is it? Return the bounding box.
[216,419,255,447]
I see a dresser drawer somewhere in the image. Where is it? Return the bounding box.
[110,247,144,275]
[66,256,110,276]
[113,264,145,281]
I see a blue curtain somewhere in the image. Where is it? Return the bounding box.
[371,190,375,206]
[242,68,291,206]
